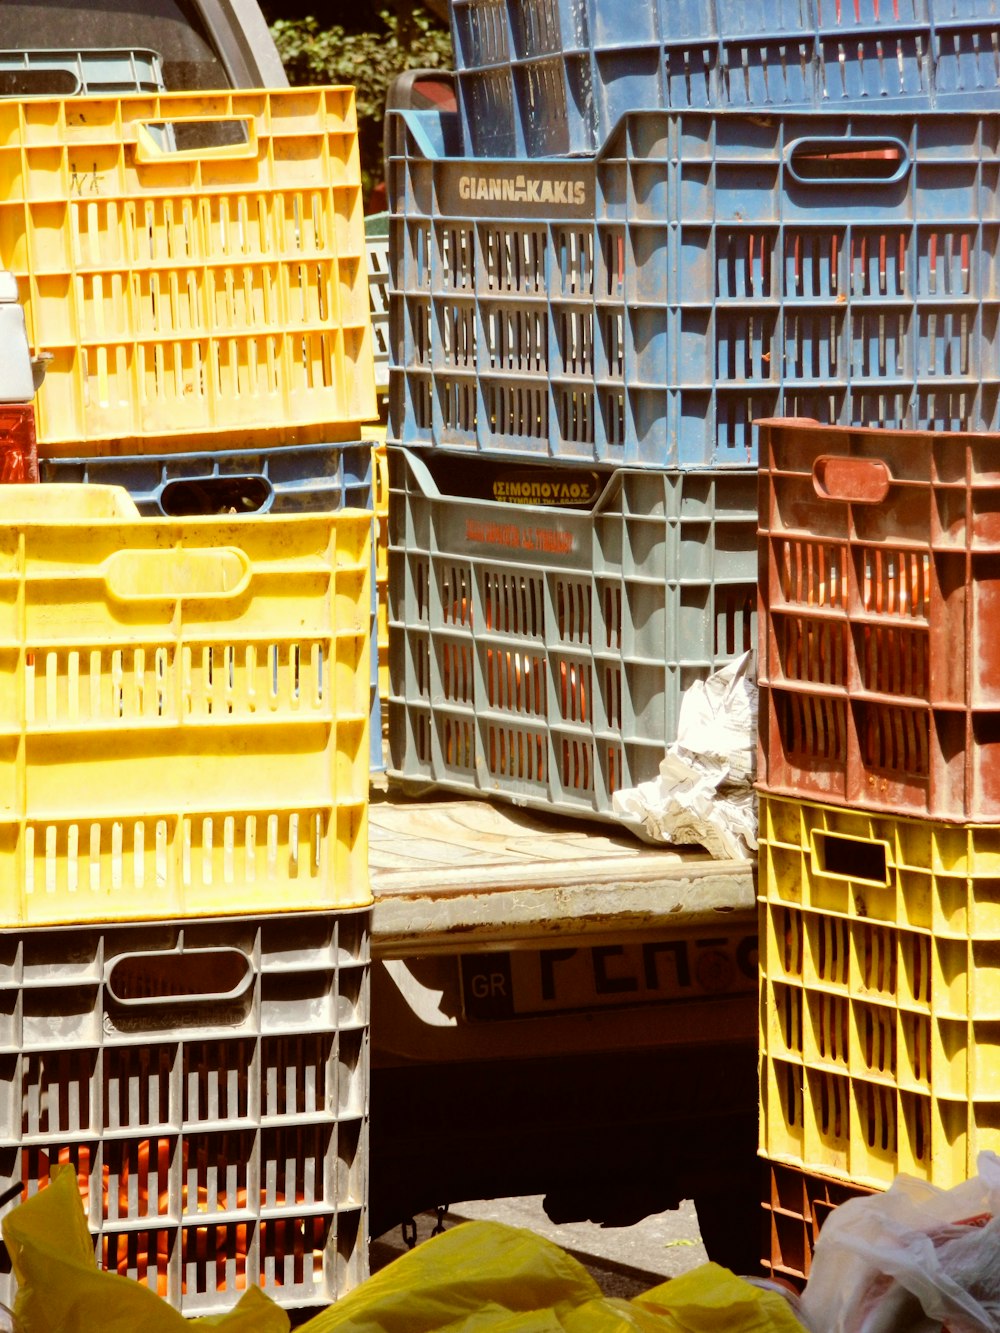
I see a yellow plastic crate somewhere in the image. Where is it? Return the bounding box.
[0,88,377,454]
[759,793,1000,1190]
[0,484,371,925]
[363,424,389,710]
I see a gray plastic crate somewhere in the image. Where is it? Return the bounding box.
[0,910,370,1316]
[388,446,756,820]
[38,440,374,516]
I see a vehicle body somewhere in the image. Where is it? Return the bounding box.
[368,792,760,1271]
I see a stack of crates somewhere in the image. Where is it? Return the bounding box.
[386,0,1000,824]
[388,0,1000,1281]
[0,482,373,1315]
[385,99,764,821]
[0,86,375,1316]
[757,416,1000,1285]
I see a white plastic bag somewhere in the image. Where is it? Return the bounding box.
[612,650,757,859]
[801,1152,1000,1333]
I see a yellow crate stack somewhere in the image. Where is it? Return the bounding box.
[5,87,386,774]
[0,86,377,1315]
[0,86,379,910]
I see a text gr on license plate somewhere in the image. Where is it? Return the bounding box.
[459,935,758,1021]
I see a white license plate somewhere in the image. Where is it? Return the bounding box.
[459,934,757,1021]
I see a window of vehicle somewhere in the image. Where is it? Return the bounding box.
[0,0,230,91]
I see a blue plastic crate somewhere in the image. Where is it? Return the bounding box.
[387,106,1000,468]
[40,441,385,771]
[388,445,757,820]
[450,0,1000,156]
[0,910,369,1314]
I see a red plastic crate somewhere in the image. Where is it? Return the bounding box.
[757,417,1000,822]
[760,1157,877,1291]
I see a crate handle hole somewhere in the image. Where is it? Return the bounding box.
[159,475,273,516]
[107,948,252,1006]
[135,117,255,163]
[787,138,909,185]
[812,831,889,886]
[813,456,891,504]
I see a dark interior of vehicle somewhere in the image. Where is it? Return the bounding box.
[0,0,228,90]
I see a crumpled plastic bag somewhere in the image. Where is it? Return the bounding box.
[611,651,758,860]
[300,1221,805,1332]
[2,1163,289,1333]
[801,1150,1000,1333]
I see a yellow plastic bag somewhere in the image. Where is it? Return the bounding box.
[631,1265,807,1333]
[2,1164,289,1333]
[2,1169,803,1333]
[298,1221,805,1333]
[299,1219,601,1333]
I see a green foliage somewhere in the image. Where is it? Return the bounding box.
[270,8,452,196]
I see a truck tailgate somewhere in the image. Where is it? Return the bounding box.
[369,792,756,957]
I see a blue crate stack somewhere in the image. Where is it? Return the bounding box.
[386,0,1000,821]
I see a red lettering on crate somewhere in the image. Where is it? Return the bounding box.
[465,519,574,554]
[465,519,522,547]
[534,528,573,554]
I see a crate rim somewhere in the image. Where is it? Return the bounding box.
[389,102,1000,164]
